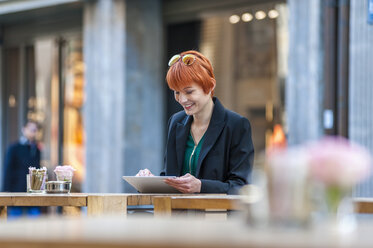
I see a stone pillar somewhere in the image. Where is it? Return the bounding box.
[200,17,235,110]
[124,0,164,192]
[83,0,126,193]
[286,0,324,145]
[0,36,3,187]
[349,0,373,197]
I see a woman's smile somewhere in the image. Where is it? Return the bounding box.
[183,103,195,111]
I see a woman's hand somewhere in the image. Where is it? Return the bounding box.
[164,173,201,193]
[136,168,154,177]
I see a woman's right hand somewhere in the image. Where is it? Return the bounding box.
[135,168,154,177]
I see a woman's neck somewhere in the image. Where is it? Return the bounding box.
[193,98,214,127]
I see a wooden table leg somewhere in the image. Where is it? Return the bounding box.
[153,197,172,217]
[0,206,7,220]
[62,206,82,217]
[87,195,127,217]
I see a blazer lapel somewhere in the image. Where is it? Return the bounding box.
[195,98,226,177]
[175,115,192,175]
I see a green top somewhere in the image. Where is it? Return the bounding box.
[182,132,205,176]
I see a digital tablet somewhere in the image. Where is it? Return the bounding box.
[122,176,180,193]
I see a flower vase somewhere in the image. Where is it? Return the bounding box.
[56,174,73,182]
[54,165,76,182]
[317,186,357,235]
[266,148,312,229]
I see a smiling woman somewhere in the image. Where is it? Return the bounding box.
[137,50,254,194]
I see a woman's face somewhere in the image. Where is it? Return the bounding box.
[174,82,212,116]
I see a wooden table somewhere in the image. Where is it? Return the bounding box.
[2,194,371,219]
[0,193,224,219]
[0,193,127,219]
[153,195,243,217]
[0,215,372,248]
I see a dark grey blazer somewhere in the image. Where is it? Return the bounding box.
[161,97,254,194]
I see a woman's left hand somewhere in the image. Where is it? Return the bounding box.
[164,173,201,193]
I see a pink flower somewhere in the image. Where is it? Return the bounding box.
[54,165,76,181]
[307,136,372,188]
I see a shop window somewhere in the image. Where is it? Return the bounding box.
[25,36,85,191]
[62,38,85,190]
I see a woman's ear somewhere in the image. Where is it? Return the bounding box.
[210,82,216,93]
[208,79,216,96]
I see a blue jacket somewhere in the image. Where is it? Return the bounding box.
[162,97,254,194]
[2,140,40,192]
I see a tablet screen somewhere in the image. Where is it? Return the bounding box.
[122,176,180,193]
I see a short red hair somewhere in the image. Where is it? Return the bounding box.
[166,50,216,96]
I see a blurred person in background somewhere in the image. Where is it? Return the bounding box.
[138,50,254,194]
[2,120,41,217]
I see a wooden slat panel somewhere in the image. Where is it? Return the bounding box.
[153,195,241,217]
[127,194,154,206]
[87,194,127,217]
[11,196,87,207]
[171,198,240,210]
[0,193,87,207]
[153,197,172,217]
[354,198,373,214]
[127,194,224,206]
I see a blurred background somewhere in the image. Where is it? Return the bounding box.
[0,0,372,195]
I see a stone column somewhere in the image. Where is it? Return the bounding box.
[124,0,164,192]
[83,0,126,193]
[286,0,324,145]
[0,36,3,187]
[349,0,373,197]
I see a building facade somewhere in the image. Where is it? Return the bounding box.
[287,0,373,196]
